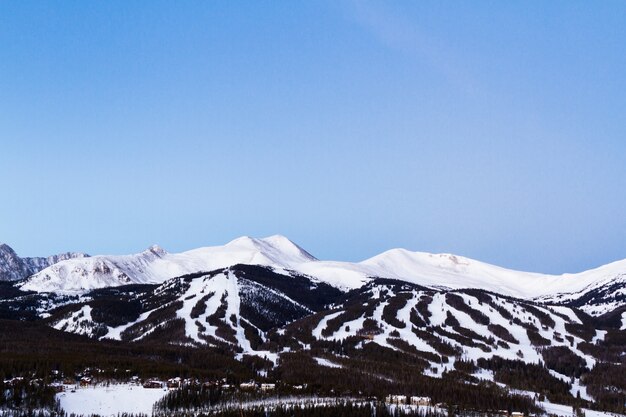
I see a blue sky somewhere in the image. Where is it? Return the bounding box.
[1,1,625,274]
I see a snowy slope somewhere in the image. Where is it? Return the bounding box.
[47,264,342,359]
[46,270,603,388]
[17,235,626,315]
[359,250,626,301]
[303,279,598,377]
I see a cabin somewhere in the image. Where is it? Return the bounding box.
[385,395,407,405]
[511,412,524,417]
[239,381,256,390]
[79,377,92,387]
[143,380,164,389]
[410,396,431,406]
[167,377,181,389]
[260,383,276,391]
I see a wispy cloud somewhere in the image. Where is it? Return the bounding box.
[344,0,481,95]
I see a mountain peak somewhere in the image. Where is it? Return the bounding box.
[224,235,317,262]
[144,244,167,257]
[0,243,87,282]
[260,235,317,261]
[0,243,17,255]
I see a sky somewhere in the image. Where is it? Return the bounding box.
[1,1,625,274]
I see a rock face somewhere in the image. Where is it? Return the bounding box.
[0,243,88,281]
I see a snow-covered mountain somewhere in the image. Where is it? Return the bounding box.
[358,250,626,315]
[0,243,88,282]
[20,235,316,293]
[4,263,622,415]
[16,235,626,315]
[5,238,626,414]
[44,265,342,353]
[43,266,604,381]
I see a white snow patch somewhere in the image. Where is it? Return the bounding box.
[57,383,167,416]
[592,330,607,343]
[314,357,343,368]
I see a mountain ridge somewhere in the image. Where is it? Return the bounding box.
[0,242,88,282]
[12,235,626,315]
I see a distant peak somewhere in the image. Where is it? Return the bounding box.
[144,244,167,257]
[262,234,292,242]
[224,235,317,261]
[0,243,17,255]
[227,235,256,244]
[261,235,317,261]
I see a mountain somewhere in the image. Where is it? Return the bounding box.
[19,235,316,293]
[17,235,626,315]
[4,237,626,416]
[45,265,342,349]
[33,264,618,407]
[358,250,626,315]
[0,243,88,282]
[4,260,626,414]
[38,265,604,369]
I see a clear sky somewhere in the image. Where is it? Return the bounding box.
[1,1,625,274]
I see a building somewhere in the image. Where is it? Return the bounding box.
[167,377,181,389]
[410,396,431,406]
[143,380,164,389]
[260,383,276,391]
[239,381,256,390]
[385,395,407,405]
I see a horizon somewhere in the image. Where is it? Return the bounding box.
[2,2,625,275]
[2,233,625,277]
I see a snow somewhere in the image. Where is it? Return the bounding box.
[105,310,154,340]
[20,235,316,293]
[549,306,583,324]
[52,305,95,336]
[546,370,592,401]
[309,281,603,377]
[314,357,343,368]
[570,378,593,402]
[540,401,575,416]
[472,369,494,382]
[57,383,167,416]
[18,234,626,318]
[362,250,626,303]
[538,401,624,417]
[592,330,607,343]
[312,311,342,339]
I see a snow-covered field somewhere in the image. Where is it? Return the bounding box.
[50,384,626,417]
[539,401,623,417]
[57,384,167,416]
